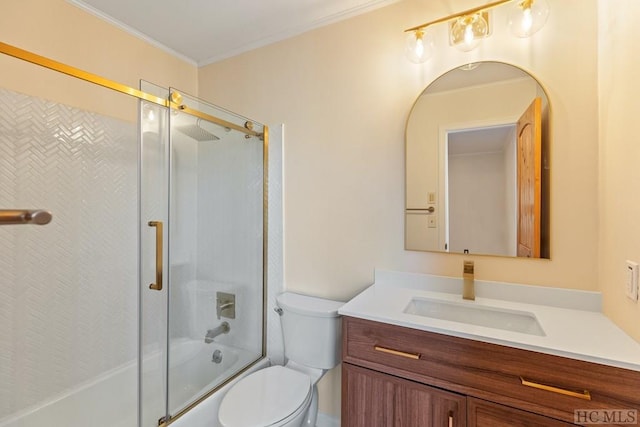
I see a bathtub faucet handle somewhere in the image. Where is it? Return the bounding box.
[216,292,236,320]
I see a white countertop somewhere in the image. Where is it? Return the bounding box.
[338,270,640,372]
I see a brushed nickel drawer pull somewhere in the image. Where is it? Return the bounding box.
[374,345,420,360]
[520,377,591,400]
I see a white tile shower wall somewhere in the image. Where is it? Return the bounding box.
[169,131,198,340]
[0,88,138,418]
[195,130,264,356]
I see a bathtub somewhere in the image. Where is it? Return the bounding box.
[169,358,269,427]
[0,339,261,427]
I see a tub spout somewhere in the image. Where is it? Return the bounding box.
[205,321,230,343]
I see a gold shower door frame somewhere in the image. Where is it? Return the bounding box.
[0,41,269,426]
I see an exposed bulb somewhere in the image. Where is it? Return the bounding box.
[464,23,475,46]
[450,14,488,52]
[508,0,550,38]
[521,7,533,34]
[415,37,425,58]
[405,29,433,64]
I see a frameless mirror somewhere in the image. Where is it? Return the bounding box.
[405,62,550,258]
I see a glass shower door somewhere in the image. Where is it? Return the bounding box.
[140,81,171,427]
[0,62,140,427]
[139,86,266,424]
[166,90,265,417]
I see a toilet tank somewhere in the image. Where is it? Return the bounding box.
[276,292,343,369]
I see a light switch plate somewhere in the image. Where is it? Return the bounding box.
[625,260,638,301]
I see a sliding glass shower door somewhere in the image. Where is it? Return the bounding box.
[0,59,140,427]
[140,86,266,425]
[1,44,266,427]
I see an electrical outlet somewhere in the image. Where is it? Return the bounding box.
[625,260,638,301]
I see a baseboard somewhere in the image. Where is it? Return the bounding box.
[316,412,340,427]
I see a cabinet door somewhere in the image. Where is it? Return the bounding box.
[397,379,466,427]
[343,363,396,427]
[342,363,466,427]
[468,397,576,427]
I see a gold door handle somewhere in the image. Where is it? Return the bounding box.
[148,221,163,291]
[520,377,591,400]
[374,345,421,360]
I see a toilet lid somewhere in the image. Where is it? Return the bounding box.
[219,366,312,427]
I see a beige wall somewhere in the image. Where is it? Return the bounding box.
[0,0,197,119]
[598,0,640,341]
[198,0,599,415]
[199,0,599,297]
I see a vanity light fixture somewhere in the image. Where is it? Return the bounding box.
[404,0,550,63]
[508,0,550,37]
[405,28,434,63]
[449,12,490,52]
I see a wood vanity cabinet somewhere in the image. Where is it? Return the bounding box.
[341,316,640,427]
[343,363,466,426]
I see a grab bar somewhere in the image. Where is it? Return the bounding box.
[148,221,163,291]
[0,209,52,225]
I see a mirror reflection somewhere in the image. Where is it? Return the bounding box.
[405,62,550,258]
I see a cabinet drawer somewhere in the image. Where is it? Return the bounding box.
[468,397,575,427]
[343,317,640,424]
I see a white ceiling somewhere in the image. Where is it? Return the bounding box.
[68,0,399,66]
[448,125,516,155]
[426,62,531,94]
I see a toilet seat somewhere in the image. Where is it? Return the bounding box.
[218,365,312,427]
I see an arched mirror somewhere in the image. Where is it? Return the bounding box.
[405,62,550,258]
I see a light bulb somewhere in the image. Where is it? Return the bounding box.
[450,14,488,52]
[521,7,533,34]
[405,29,433,64]
[508,0,550,38]
[464,24,474,46]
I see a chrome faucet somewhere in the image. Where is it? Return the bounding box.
[205,321,230,343]
[463,260,475,301]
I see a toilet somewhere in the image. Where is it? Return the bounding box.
[218,292,343,427]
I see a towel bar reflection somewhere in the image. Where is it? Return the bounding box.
[148,221,163,291]
[0,209,52,225]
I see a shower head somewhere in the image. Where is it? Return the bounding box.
[175,118,220,142]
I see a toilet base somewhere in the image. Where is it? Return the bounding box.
[302,385,319,427]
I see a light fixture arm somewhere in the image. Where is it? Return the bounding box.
[404,0,513,33]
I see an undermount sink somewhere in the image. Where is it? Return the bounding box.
[403,297,546,336]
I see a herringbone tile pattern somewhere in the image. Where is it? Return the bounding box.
[0,88,138,418]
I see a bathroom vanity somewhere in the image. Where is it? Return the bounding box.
[339,271,640,426]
